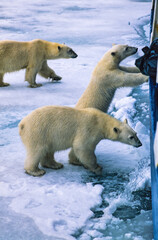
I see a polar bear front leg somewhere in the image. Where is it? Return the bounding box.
[73,145,102,175]
[114,71,148,88]
[24,152,46,177]
[39,61,62,81]
[122,72,148,87]
[119,66,140,73]
[40,152,63,169]
[25,66,42,88]
[0,73,10,87]
[49,69,62,81]
[69,149,82,166]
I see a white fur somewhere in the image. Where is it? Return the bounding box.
[19,106,142,176]
[76,44,148,112]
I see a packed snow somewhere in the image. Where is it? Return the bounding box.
[0,0,153,239]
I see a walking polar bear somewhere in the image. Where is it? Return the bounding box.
[19,106,142,176]
[0,39,77,88]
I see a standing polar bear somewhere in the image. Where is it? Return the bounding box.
[69,44,148,166]
[0,39,77,88]
[19,106,142,177]
[76,44,148,112]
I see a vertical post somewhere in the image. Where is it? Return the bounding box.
[151,0,158,42]
[149,0,158,239]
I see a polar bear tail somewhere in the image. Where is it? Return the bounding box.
[18,121,25,137]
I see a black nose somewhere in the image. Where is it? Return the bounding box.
[72,54,78,58]
[136,142,142,148]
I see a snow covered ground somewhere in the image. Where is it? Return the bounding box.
[0,0,153,239]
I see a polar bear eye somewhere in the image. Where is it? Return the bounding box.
[125,47,129,51]
[113,127,120,133]
[129,136,134,140]
[111,52,116,56]
[68,49,73,54]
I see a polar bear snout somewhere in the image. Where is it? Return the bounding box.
[70,49,78,58]
[133,47,138,54]
[135,142,142,148]
[128,134,142,148]
[127,46,138,55]
[134,135,142,148]
[134,139,142,148]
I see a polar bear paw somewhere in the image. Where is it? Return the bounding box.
[51,75,62,81]
[41,161,64,170]
[25,168,46,177]
[92,165,102,175]
[0,82,10,87]
[69,158,82,166]
[144,76,148,82]
[29,83,42,88]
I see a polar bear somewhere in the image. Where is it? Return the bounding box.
[19,106,142,176]
[76,44,148,112]
[0,39,77,88]
[69,44,148,165]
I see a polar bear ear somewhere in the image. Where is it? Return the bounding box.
[111,52,116,56]
[113,127,120,134]
[123,119,128,124]
[112,43,116,46]
[58,46,62,51]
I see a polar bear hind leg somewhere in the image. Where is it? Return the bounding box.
[24,151,46,177]
[40,151,63,169]
[69,149,82,166]
[0,73,10,87]
[25,65,42,88]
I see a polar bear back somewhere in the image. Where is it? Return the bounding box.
[0,40,30,72]
[19,106,100,152]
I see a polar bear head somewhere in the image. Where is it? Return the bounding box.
[45,42,78,59]
[57,44,78,59]
[113,119,142,148]
[110,44,138,62]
